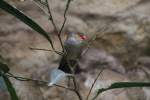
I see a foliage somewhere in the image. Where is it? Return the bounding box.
[0,0,150,100]
[92,82,150,100]
[2,75,19,100]
[0,62,19,100]
[0,0,54,49]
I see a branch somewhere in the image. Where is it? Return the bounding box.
[86,68,104,100]
[58,0,72,36]
[5,73,74,91]
[45,0,58,32]
[57,0,72,52]
[0,0,55,51]
[29,47,63,55]
[46,0,65,52]
[72,76,83,100]
[32,0,49,16]
[66,59,83,100]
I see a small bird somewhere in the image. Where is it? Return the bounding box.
[58,32,87,74]
[48,32,87,86]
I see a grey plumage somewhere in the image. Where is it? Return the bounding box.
[58,32,86,73]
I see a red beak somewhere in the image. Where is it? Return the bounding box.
[80,35,87,40]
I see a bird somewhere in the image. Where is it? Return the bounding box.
[58,32,87,74]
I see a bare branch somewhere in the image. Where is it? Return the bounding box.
[58,0,72,36]
[45,0,67,52]
[5,73,74,91]
[72,76,83,100]
[66,58,83,100]
[86,68,104,100]
[32,0,49,16]
[45,0,58,32]
[29,47,63,55]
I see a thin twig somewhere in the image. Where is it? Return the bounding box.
[45,0,58,32]
[58,0,72,52]
[5,73,74,91]
[29,47,63,55]
[58,0,72,35]
[46,0,65,52]
[53,84,74,91]
[32,0,49,16]
[35,0,48,7]
[140,67,150,80]
[86,68,104,100]
[75,90,83,100]
[66,58,74,73]
[72,77,83,100]
[57,34,65,52]
[66,58,83,100]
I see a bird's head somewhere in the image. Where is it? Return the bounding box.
[66,32,88,42]
[77,32,87,41]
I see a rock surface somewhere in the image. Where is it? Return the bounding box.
[1,0,150,100]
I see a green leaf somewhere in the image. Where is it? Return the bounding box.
[0,62,9,74]
[2,75,19,100]
[93,82,150,100]
[0,0,54,49]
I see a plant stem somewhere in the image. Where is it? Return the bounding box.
[29,47,63,55]
[58,0,72,35]
[46,0,65,52]
[86,68,104,100]
[72,77,83,100]
[5,73,74,91]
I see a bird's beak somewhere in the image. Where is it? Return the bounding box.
[78,33,87,40]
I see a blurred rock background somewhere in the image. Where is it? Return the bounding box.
[0,0,150,100]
